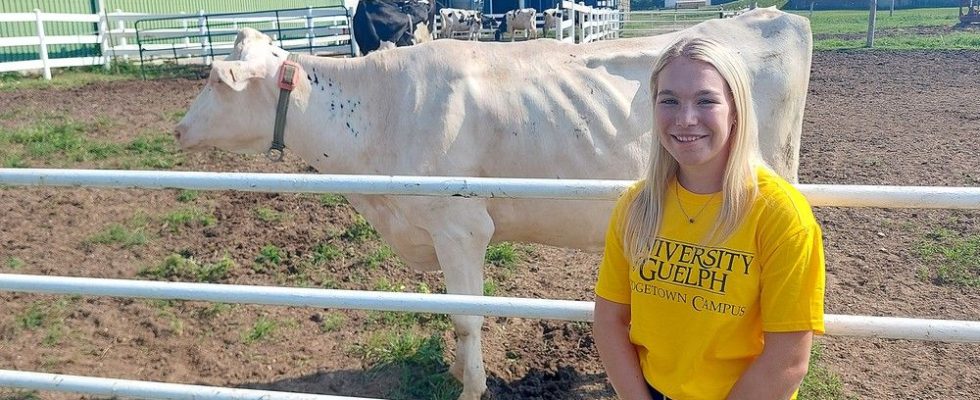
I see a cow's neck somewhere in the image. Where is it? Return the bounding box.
[282,54,394,174]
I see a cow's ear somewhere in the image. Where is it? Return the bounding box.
[211,60,267,91]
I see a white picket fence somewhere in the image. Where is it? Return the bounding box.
[1,168,979,398]
[0,5,355,79]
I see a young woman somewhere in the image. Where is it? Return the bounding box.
[593,37,826,400]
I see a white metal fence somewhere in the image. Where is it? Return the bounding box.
[1,168,980,398]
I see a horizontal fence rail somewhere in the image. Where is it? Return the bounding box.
[2,168,980,209]
[1,274,979,342]
[0,370,379,400]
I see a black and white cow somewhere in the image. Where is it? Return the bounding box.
[352,0,434,55]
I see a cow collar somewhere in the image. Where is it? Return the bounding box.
[268,53,302,162]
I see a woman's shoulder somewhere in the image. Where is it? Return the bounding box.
[754,167,817,229]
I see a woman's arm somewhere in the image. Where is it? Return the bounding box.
[594,296,654,400]
[726,330,813,400]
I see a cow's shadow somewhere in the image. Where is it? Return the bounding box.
[234,364,613,399]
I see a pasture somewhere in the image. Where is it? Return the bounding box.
[1,48,979,400]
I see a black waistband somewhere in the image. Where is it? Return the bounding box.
[648,383,672,400]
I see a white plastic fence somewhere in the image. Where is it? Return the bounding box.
[2,167,980,400]
[0,6,354,79]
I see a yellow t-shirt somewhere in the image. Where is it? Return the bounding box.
[595,167,825,400]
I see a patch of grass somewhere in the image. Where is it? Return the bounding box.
[914,229,980,287]
[163,207,216,232]
[5,257,25,270]
[0,389,42,400]
[88,223,148,247]
[350,332,461,400]
[18,304,46,329]
[312,243,343,265]
[140,254,234,283]
[255,245,284,269]
[486,242,519,269]
[342,215,378,242]
[800,8,980,50]
[483,278,499,296]
[0,117,183,168]
[255,207,287,222]
[243,316,277,344]
[800,342,851,400]
[319,312,346,333]
[319,193,348,207]
[364,245,395,268]
[0,70,130,92]
[176,189,199,203]
[195,303,232,319]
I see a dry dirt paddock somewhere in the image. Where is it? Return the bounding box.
[0,50,979,399]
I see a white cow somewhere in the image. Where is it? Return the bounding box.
[542,8,560,38]
[502,7,537,41]
[175,8,812,400]
[439,7,482,40]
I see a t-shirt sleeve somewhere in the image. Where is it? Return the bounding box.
[759,223,826,334]
[595,189,634,305]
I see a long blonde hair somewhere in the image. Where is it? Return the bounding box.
[623,37,763,267]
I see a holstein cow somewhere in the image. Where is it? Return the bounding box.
[542,8,560,38]
[175,8,812,399]
[439,7,483,40]
[352,0,433,54]
[495,7,537,41]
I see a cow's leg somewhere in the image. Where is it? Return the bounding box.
[429,205,494,400]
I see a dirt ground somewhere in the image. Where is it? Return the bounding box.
[1,50,979,400]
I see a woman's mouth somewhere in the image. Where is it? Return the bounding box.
[672,134,708,143]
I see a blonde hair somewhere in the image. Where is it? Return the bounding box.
[622,37,763,267]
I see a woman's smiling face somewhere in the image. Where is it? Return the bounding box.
[655,56,737,181]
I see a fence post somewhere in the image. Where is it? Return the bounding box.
[866,0,877,48]
[198,10,209,65]
[32,9,52,80]
[97,0,110,70]
[307,6,315,54]
[577,3,585,43]
[115,10,126,46]
[345,0,360,56]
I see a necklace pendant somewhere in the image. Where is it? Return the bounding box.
[689,218,695,223]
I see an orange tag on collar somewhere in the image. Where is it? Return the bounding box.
[277,59,301,91]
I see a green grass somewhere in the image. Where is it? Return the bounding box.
[318,193,348,207]
[319,312,346,333]
[0,118,183,168]
[243,316,278,344]
[140,253,235,282]
[255,245,284,268]
[16,299,76,347]
[363,245,396,268]
[255,207,287,222]
[914,229,980,288]
[176,189,199,203]
[312,243,342,265]
[486,242,519,269]
[163,207,216,232]
[4,257,25,270]
[341,215,379,242]
[88,222,149,248]
[349,331,462,400]
[800,342,851,400]
[0,390,42,400]
[796,7,980,50]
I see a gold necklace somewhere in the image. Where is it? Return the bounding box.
[675,183,718,224]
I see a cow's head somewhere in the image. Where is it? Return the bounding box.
[175,28,294,154]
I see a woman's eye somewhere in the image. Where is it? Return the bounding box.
[658,98,678,105]
[698,98,719,105]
